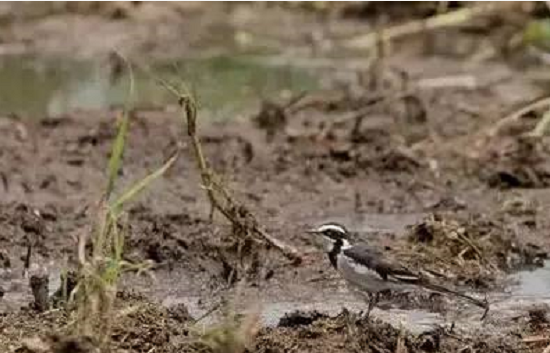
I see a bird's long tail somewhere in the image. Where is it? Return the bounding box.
[421,281,490,319]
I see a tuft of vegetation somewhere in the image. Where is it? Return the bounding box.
[64,61,179,347]
[192,309,261,353]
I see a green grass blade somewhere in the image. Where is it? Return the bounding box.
[105,112,129,200]
[105,58,135,200]
[110,152,179,217]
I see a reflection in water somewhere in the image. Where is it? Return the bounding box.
[0,55,318,118]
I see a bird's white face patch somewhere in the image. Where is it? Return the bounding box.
[321,235,336,253]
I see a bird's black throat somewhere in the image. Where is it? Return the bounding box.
[328,238,343,268]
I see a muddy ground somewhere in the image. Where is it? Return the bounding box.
[2,2,550,353]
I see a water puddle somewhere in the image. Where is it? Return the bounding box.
[3,259,550,335]
[2,234,548,336]
[165,290,443,334]
[507,259,550,300]
[256,298,443,334]
[162,258,550,333]
[0,54,318,119]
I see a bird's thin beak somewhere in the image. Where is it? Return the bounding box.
[306,228,320,234]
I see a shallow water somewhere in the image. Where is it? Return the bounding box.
[0,54,318,119]
[508,259,550,299]
[2,220,550,335]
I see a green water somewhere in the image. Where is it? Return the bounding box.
[0,55,318,119]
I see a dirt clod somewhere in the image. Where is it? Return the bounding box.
[277,310,328,328]
[477,137,550,189]
[19,335,99,353]
[253,101,287,141]
[29,274,49,312]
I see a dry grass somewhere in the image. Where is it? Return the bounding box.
[61,61,179,347]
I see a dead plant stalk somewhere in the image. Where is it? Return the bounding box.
[178,96,301,263]
[344,3,504,50]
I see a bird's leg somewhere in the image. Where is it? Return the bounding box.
[365,293,379,320]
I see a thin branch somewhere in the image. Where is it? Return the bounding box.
[529,109,550,137]
[344,3,502,50]
[488,96,550,138]
[522,335,550,343]
[416,75,478,90]
[178,95,302,263]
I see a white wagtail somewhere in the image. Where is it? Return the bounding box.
[307,222,489,319]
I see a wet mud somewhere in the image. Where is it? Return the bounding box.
[2,2,550,352]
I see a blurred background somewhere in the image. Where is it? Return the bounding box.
[0,1,549,120]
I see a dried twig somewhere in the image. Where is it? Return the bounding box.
[530,110,550,137]
[344,3,503,50]
[522,335,550,344]
[416,75,478,90]
[317,89,419,140]
[488,96,550,138]
[178,95,302,263]
[454,231,498,273]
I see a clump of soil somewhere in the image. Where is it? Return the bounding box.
[511,305,550,353]
[126,205,213,267]
[475,136,550,188]
[126,205,279,285]
[257,310,427,353]
[253,100,288,142]
[255,80,431,182]
[0,203,60,259]
[8,302,529,353]
[256,309,517,353]
[18,335,99,353]
[2,291,193,353]
[274,126,424,179]
[403,213,547,288]
[0,203,46,246]
[277,310,329,328]
[526,305,550,333]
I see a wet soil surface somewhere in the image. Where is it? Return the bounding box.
[3,2,550,352]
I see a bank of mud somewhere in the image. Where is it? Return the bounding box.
[2,2,550,352]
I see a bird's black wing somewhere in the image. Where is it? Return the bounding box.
[343,244,489,313]
[342,244,422,284]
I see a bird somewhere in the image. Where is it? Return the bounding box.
[307,222,489,319]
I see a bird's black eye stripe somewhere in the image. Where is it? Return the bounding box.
[325,230,344,240]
